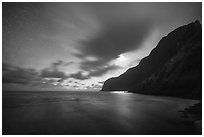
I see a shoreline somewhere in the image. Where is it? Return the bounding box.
[178,102,202,134]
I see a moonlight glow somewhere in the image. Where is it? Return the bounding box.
[115,54,128,66]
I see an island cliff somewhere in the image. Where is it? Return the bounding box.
[101,21,202,99]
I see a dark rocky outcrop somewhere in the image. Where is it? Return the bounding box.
[101,21,202,99]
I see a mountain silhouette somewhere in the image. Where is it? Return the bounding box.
[101,21,202,99]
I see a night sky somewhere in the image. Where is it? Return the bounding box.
[2,2,201,91]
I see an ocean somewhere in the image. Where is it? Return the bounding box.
[2,91,199,135]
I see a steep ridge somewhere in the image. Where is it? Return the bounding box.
[101,21,201,99]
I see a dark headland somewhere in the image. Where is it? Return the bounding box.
[101,21,202,134]
[101,21,202,100]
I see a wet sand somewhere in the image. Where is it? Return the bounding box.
[2,91,200,135]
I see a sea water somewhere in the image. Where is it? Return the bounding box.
[2,91,199,135]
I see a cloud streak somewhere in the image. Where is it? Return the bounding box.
[69,71,90,80]
[2,60,119,90]
[41,69,67,78]
[40,60,73,79]
[3,63,39,84]
[76,21,151,62]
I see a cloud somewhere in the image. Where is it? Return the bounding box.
[86,83,102,89]
[40,59,120,80]
[52,60,73,69]
[73,20,152,78]
[3,62,94,91]
[66,62,120,80]
[40,61,90,80]
[73,85,79,88]
[77,59,121,78]
[2,60,119,91]
[80,60,106,71]
[3,63,39,84]
[2,63,15,72]
[69,71,90,80]
[98,81,104,84]
[40,60,73,79]
[89,64,120,77]
[76,21,151,62]
[2,63,65,89]
[41,69,67,78]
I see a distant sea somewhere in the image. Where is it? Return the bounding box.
[2,91,199,135]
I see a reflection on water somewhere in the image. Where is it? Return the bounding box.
[110,91,129,93]
[3,91,199,135]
